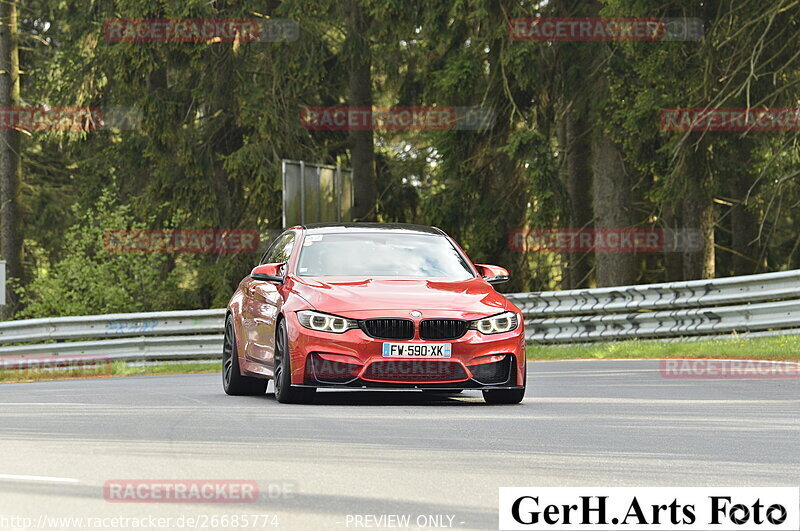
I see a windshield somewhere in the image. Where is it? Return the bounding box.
[296,232,474,278]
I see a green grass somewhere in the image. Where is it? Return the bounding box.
[527,333,800,362]
[3,335,798,384]
[111,360,219,377]
[0,360,219,384]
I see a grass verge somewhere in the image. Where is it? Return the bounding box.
[0,360,219,384]
[3,335,799,384]
[527,333,800,362]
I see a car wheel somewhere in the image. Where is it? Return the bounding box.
[223,315,268,396]
[482,387,525,404]
[273,319,316,404]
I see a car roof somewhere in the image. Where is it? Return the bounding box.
[300,222,445,236]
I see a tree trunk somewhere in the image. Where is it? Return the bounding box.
[679,149,715,280]
[592,132,637,287]
[556,0,601,289]
[681,191,715,279]
[729,166,760,275]
[0,0,22,318]
[563,107,593,288]
[482,0,528,292]
[207,43,241,230]
[662,200,684,281]
[346,0,376,222]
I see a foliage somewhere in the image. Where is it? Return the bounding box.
[9,0,800,318]
[17,189,196,317]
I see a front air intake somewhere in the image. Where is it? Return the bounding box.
[362,360,468,382]
[469,355,512,385]
[419,319,468,340]
[361,318,415,340]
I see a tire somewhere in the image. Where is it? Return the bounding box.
[223,314,268,396]
[482,366,526,404]
[482,387,525,404]
[273,318,316,404]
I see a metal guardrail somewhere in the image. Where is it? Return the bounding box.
[0,309,225,362]
[0,335,224,360]
[0,309,225,344]
[0,270,797,362]
[507,270,800,316]
[507,270,800,343]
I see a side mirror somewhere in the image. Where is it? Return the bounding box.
[475,264,510,285]
[250,263,284,283]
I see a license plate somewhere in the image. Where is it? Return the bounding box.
[382,343,452,358]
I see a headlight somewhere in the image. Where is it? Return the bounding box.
[469,311,519,334]
[297,310,358,334]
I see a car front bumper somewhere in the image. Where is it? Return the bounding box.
[285,311,526,389]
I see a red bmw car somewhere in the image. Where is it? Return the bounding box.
[223,223,526,404]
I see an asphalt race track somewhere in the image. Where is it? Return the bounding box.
[0,360,797,530]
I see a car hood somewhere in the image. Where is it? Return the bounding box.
[290,277,510,318]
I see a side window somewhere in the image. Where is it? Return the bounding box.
[259,234,283,265]
[273,233,295,263]
[262,232,295,264]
